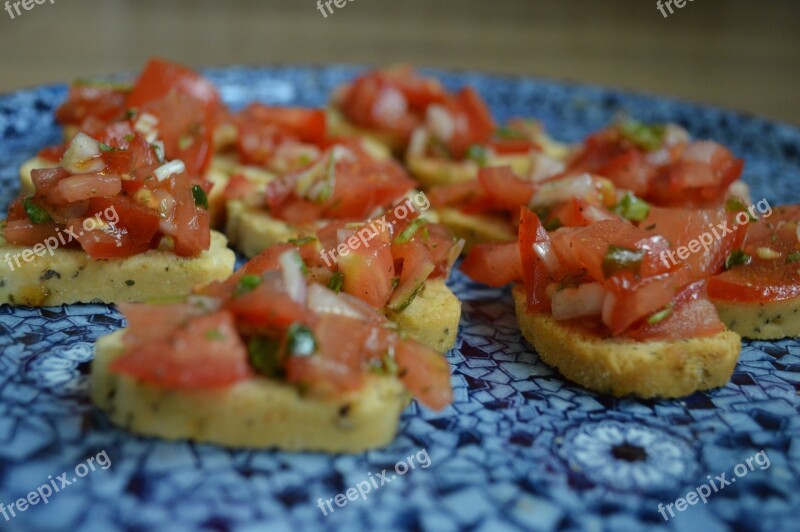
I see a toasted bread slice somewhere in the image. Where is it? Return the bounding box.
[326,107,404,155]
[714,296,800,339]
[92,330,409,452]
[0,230,234,306]
[512,287,741,398]
[388,279,461,352]
[435,207,516,252]
[406,154,530,188]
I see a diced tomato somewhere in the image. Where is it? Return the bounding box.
[461,242,522,287]
[428,181,482,208]
[626,281,724,340]
[37,145,66,162]
[709,205,800,302]
[141,93,213,178]
[110,310,252,389]
[55,84,128,126]
[67,217,152,259]
[226,276,316,333]
[339,235,395,308]
[642,206,745,281]
[127,57,220,116]
[224,173,260,202]
[477,166,537,212]
[440,87,496,159]
[598,150,653,196]
[239,104,326,145]
[153,173,210,257]
[88,195,160,244]
[3,220,60,247]
[603,269,691,335]
[519,208,551,311]
[394,339,452,410]
[31,167,71,205]
[118,301,202,348]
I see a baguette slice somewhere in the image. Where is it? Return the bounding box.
[713,296,800,339]
[513,286,741,398]
[0,230,234,306]
[92,331,409,452]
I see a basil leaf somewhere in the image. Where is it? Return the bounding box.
[724,249,751,270]
[327,271,344,293]
[618,121,666,151]
[286,323,317,357]
[23,197,52,224]
[615,192,651,222]
[192,185,209,210]
[602,245,645,278]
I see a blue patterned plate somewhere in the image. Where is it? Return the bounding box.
[0,66,798,532]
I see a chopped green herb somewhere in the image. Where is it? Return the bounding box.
[235,274,262,296]
[288,236,317,246]
[23,197,52,224]
[317,153,337,202]
[647,304,674,325]
[494,126,527,140]
[544,217,562,231]
[327,271,345,293]
[191,185,209,210]
[391,276,400,289]
[615,192,651,222]
[98,142,119,152]
[124,108,138,120]
[286,323,317,357]
[465,144,488,166]
[724,249,752,270]
[204,329,226,341]
[725,198,756,221]
[618,121,666,151]
[644,223,656,231]
[73,78,133,92]
[178,134,194,151]
[123,134,135,143]
[787,251,800,263]
[394,219,428,244]
[247,336,283,378]
[125,280,135,287]
[602,245,645,278]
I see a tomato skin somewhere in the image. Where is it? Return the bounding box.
[239,104,326,145]
[127,57,219,115]
[598,150,653,196]
[37,145,66,162]
[110,309,252,389]
[626,281,724,341]
[162,173,211,257]
[226,278,317,333]
[519,208,551,311]
[461,242,522,287]
[88,196,160,244]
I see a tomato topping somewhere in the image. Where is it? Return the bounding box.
[127,57,220,116]
[55,83,128,127]
[626,282,725,341]
[394,339,453,410]
[476,166,537,212]
[460,242,522,287]
[709,205,800,302]
[519,208,552,311]
[111,309,252,389]
[339,67,447,144]
[339,232,395,308]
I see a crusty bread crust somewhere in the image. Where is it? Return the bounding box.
[513,286,741,398]
[714,296,800,340]
[435,208,516,252]
[92,331,409,452]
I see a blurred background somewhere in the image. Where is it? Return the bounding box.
[0,0,798,124]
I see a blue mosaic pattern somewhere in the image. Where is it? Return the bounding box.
[0,66,799,531]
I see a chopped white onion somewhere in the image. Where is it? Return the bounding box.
[683,141,719,164]
[532,241,560,274]
[151,140,166,163]
[529,152,565,182]
[551,283,607,320]
[154,160,187,182]
[62,132,106,174]
[529,173,596,208]
[663,124,690,146]
[187,294,223,313]
[279,250,307,304]
[307,284,383,323]
[426,104,455,142]
[373,87,407,124]
[134,112,160,143]
[645,147,672,166]
[407,128,429,158]
[601,291,617,329]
